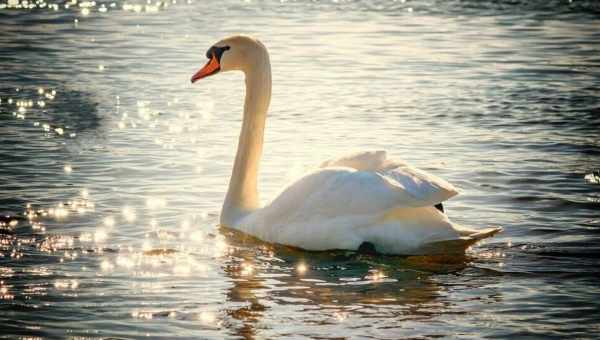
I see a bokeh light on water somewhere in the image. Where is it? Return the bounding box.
[1,0,600,338]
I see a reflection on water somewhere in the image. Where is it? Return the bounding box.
[1,0,600,338]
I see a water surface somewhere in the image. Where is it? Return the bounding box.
[1,0,600,338]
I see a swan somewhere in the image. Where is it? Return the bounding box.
[191,35,501,255]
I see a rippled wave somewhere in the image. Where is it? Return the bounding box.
[1,0,599,338]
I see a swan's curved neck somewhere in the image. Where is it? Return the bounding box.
[221,54,272,226]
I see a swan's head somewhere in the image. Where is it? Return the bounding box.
[191,35,268,83]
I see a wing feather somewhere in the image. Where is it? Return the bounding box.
[320,150,458,206]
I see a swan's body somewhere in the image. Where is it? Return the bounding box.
[192,35,501,255]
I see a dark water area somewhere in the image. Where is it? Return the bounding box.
[1,0,600,338]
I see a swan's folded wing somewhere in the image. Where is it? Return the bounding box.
[263,167,450,225]
[320,150,395,171]
[382,163,458,207]
[321,150,458,206]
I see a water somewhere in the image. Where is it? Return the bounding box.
[1,0,600,338]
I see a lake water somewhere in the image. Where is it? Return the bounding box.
[1,0,600,338]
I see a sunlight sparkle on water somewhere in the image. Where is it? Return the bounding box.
[240,262,254,276]
[146,197,167,210]
[213,239,229,256]
[116,256,135,269]
[189,230,203,242]
[0,286,15,300]
[94,229,108,243]
[585,171,600,184]
[132,311,154,320]
[173,263,191,276]
[142,240,152,252]
[54,279,79,290]
[366,270,386,282]
[297,262,308,274]
[180,219,190,231]
[122,206,136,222]
[198,311,216,325]
[102,216,115,228]
[100,260,114,272]
[334,311,349,322]
[53,203,69,219]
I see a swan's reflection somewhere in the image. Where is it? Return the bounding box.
[223,253,267,339]
[220,227,475,338]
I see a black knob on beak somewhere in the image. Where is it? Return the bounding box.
[205,45,230,62]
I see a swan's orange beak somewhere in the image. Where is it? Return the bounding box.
[191,52,220,83]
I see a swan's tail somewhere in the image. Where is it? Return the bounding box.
[458,225,503,239]
[418,226,503,255]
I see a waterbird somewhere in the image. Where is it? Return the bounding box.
[191,35,501,255]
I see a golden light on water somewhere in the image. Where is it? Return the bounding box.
[145,197,167,210]
[94,229,108,243]
[102,216,115,228]
[180,220,190,231]
[54,279,79,290]
[53,204,69,219]
[198,311,216,325]
[132,311,154,320]
[296,262,307,274]
[189,231,203,242]
[334,311,348,322]
[240,262,254,276]
[149,219,158,230]
[100,260,114,271]
[0,285,14,300]
[116,255,136,269]
[214,239,229,256]
[122,206,136,222]
[366,270,386,282]
[142,240,152,252]
[173,261,192,276]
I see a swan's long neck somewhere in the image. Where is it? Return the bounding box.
[221,53,271,226]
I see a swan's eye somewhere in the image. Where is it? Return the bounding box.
[205,45,230,61]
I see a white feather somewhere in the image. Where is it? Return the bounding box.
[233,151,500,255]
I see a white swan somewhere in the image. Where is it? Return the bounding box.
[191,35,501,255]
